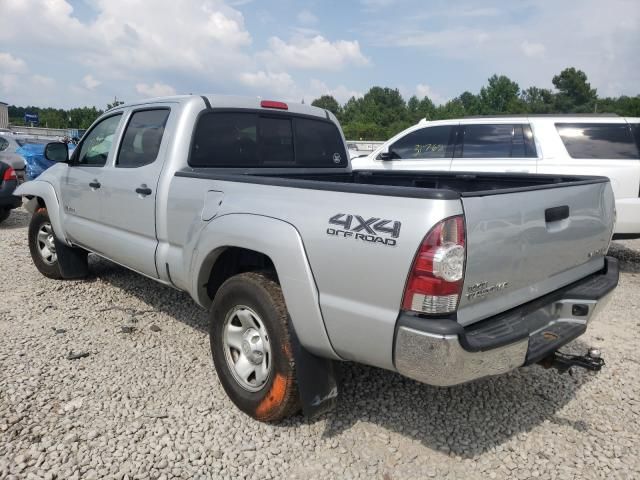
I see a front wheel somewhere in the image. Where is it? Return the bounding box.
[28,208,63,279]
[210,272,300,422]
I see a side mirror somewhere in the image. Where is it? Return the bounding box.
[44,142,69,163]
[378,150,393,161]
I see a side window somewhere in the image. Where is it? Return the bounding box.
[0,137,8,152]
[387,126,454,159]
[76,114,122,166]
[117,109,170,168]
[556,123,639,159]
[457,124,537,158]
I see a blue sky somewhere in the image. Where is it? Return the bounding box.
[1,0,638,109]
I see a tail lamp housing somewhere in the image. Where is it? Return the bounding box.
[2,166,17,182]
[402,216,466,315]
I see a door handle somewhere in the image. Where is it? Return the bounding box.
[89,181,101,189]
[135,186,152,196]
[545,205,569,223]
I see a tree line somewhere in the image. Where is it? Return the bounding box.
[6,68,639,139]
[7,98,124,130]
[312,68,640,140]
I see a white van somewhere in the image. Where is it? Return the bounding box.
[352,115,640,237]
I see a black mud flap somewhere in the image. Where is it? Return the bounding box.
[290,325,338,419]
[54,238,89,279]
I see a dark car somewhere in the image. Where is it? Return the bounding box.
[0,160,22,223]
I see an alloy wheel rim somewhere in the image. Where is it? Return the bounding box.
[222,305,272,392]
[37,222,57,265]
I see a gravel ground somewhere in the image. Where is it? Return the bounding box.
[1,207,639,480]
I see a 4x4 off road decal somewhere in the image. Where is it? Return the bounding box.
[327,213,401,246]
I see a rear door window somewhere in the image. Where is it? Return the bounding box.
[387,125,454,159]
[556,123,639,159]
[117,109,170,168]
[189,111,347,168]
[456,124,537,158]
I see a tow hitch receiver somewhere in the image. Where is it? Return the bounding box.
[539,348,605,374]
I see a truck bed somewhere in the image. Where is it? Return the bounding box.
[176,169,608,198]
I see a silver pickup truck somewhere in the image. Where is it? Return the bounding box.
[16,95,619,422]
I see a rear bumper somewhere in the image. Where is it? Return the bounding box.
[393,257,619,386]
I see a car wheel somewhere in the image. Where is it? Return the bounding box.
[210,272,300,422]
[0,208,10,224]
[28,208,63,279]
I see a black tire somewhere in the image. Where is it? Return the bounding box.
[210,272,300,422]
[28,208,89,280]
[0,208,10,224]
[28,208,63,279]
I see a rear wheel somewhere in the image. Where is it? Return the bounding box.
[28,208,62,279]
[209,272,300,422]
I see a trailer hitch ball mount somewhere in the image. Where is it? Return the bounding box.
[539,347,605,374]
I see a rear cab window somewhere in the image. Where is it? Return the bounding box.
[555,123,639,159]
[189,111,347,168]
[455,124,537,158]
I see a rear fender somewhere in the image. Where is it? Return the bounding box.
[191,213,340,361]
[15,180,68,243]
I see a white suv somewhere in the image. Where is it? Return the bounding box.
[352,115,640,237]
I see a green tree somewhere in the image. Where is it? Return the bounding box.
[479,75,523,114]
[552,67,597,112]
[458,91,481,115]
[521,86,555,113]
[342,87,410,139]
[311,95,342,118]
[434,98,466,119]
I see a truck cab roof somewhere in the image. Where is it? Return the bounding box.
[107,94,332,120]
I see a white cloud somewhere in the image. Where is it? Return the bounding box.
[415,83,445,105]
[360,0,396,10]
[376,0,640,97]
[136,82,177,97]
[260,35,369,70]
[0,52,27,73]
[0,0,253,75]
[308,79,362,104]
[239,71,294,95]
[32,75,55,88]
[297,10,318,25]
[82,74,101,90]
[521,41,545,58]
[0,74,19,92]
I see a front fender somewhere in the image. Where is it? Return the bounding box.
[15,180,68,244]
[190,213,340,361]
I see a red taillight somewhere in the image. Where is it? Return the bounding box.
[402,216,466,315]
[2,167,17,182]
[260,100,288,110]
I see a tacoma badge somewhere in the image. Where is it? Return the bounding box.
[466,281,509,301]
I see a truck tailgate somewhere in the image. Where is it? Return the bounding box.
[457,180,615,326]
